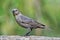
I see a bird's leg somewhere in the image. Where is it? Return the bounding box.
[25,28,32,36]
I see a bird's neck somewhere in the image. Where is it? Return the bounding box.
[19,13,22,16]
[15,13,22,17]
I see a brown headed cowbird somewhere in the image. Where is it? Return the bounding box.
[12,9,45,36]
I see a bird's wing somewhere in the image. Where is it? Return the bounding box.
[20,15,33,23]
[20,15,45,28]
[20,15,41,25]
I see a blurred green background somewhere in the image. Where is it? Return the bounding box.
[0,0,60,37]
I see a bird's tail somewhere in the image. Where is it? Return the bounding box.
[37,23,45,29]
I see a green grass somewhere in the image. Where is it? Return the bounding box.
[0,0,60,37]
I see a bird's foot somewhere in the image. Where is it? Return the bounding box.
[24,34,30,36]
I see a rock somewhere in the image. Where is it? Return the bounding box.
[0,36,60,40]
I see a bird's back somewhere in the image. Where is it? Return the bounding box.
[15,13,45,29]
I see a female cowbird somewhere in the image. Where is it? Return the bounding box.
[12,9,45,36]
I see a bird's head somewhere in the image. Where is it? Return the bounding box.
[12,9,20,16]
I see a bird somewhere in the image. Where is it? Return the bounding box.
[12,8,45,36]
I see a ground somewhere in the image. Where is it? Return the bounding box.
[0,36,60,40]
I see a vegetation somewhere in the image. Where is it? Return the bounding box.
[0,0,60,37]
